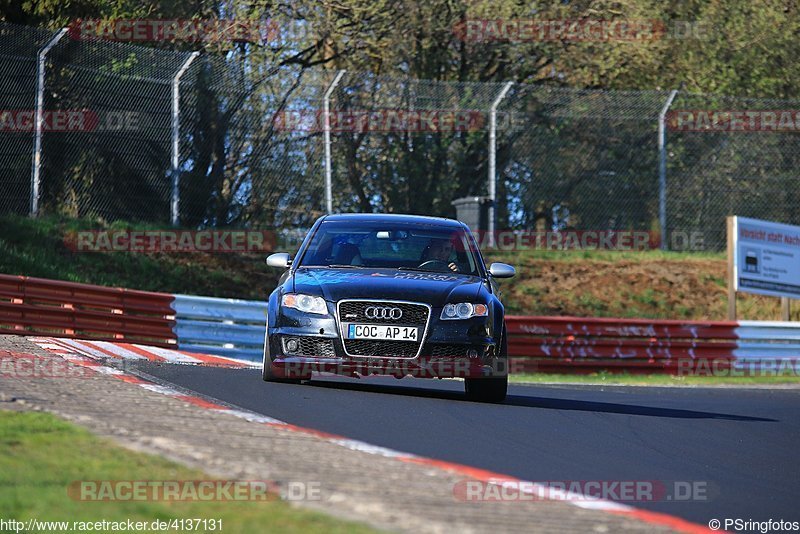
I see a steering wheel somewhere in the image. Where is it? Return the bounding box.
[417,259,454,272]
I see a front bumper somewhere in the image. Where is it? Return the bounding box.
[267,306,506,379]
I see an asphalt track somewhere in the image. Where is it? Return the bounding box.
[132,361,800,527]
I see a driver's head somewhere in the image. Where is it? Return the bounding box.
[426,238,454,261]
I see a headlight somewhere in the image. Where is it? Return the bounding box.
[440,303,488,320]
[282,293,328,314]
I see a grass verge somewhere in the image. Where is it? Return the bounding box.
[0,410,375,533]
[0,214,277,299]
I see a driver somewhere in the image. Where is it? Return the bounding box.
[421,238,459,272]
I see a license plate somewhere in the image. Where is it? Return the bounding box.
[345,324,419,341]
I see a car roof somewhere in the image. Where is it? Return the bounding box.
[321,213,464,228]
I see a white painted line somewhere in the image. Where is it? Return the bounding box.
[133,344,202,364]
[31,342,70,351]
[30,337,75,355]
[138,384,185,396]
[225,409,287,425]
[329,438,417,459]
[35,338,86,356]
[183,353,261,368]
[56,339,120,360]
[84,340,150,360]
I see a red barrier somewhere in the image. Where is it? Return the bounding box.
[506,316,739,374]
[0,274,746,372]
[0,274,176,346]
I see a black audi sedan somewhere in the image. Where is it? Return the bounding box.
[263,213,515,402]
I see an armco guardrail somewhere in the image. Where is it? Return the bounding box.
[0,273,177,347]
[172,294,267,360]
[506,316,800,373]
[0,274,265,358]
[1,273,797,369]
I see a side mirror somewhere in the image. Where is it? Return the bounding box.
[488,262,515,279]
[266,252,292,269]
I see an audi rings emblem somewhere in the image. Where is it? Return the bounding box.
[364,306,403,320]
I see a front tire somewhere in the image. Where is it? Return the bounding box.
[262,345,303,384]
[262,366,302,383]
[464,326,508,402]
[464,375,507,402]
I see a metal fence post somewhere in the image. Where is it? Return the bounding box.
[488,82,514,247]
[323,70,346,214]
[658,89,679,250]
[30,28,67,217]
[171,51,200,226]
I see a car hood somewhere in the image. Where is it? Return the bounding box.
[291,267,484,307]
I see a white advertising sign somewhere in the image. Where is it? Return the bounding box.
[733,216,800,298]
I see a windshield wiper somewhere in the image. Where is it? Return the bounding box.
[323,264,371,269]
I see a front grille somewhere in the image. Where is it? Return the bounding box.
[338,301,429,325]
[343,339,419,358]
[338,300,430,358]
[282,336,337,358]
[424,343,471,358]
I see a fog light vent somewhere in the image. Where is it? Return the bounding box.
[285,338,299,353]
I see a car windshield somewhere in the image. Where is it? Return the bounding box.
[297,221,481,275]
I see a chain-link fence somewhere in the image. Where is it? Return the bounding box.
[0,22,332,229]
[43,33,194,222]
[177,56,335,229]
[2,21,799,249]
[327,72,510,216]
[0,23,55,215]
[666,93,800,249]
[496,88,800,249]
[497,86,670,234]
